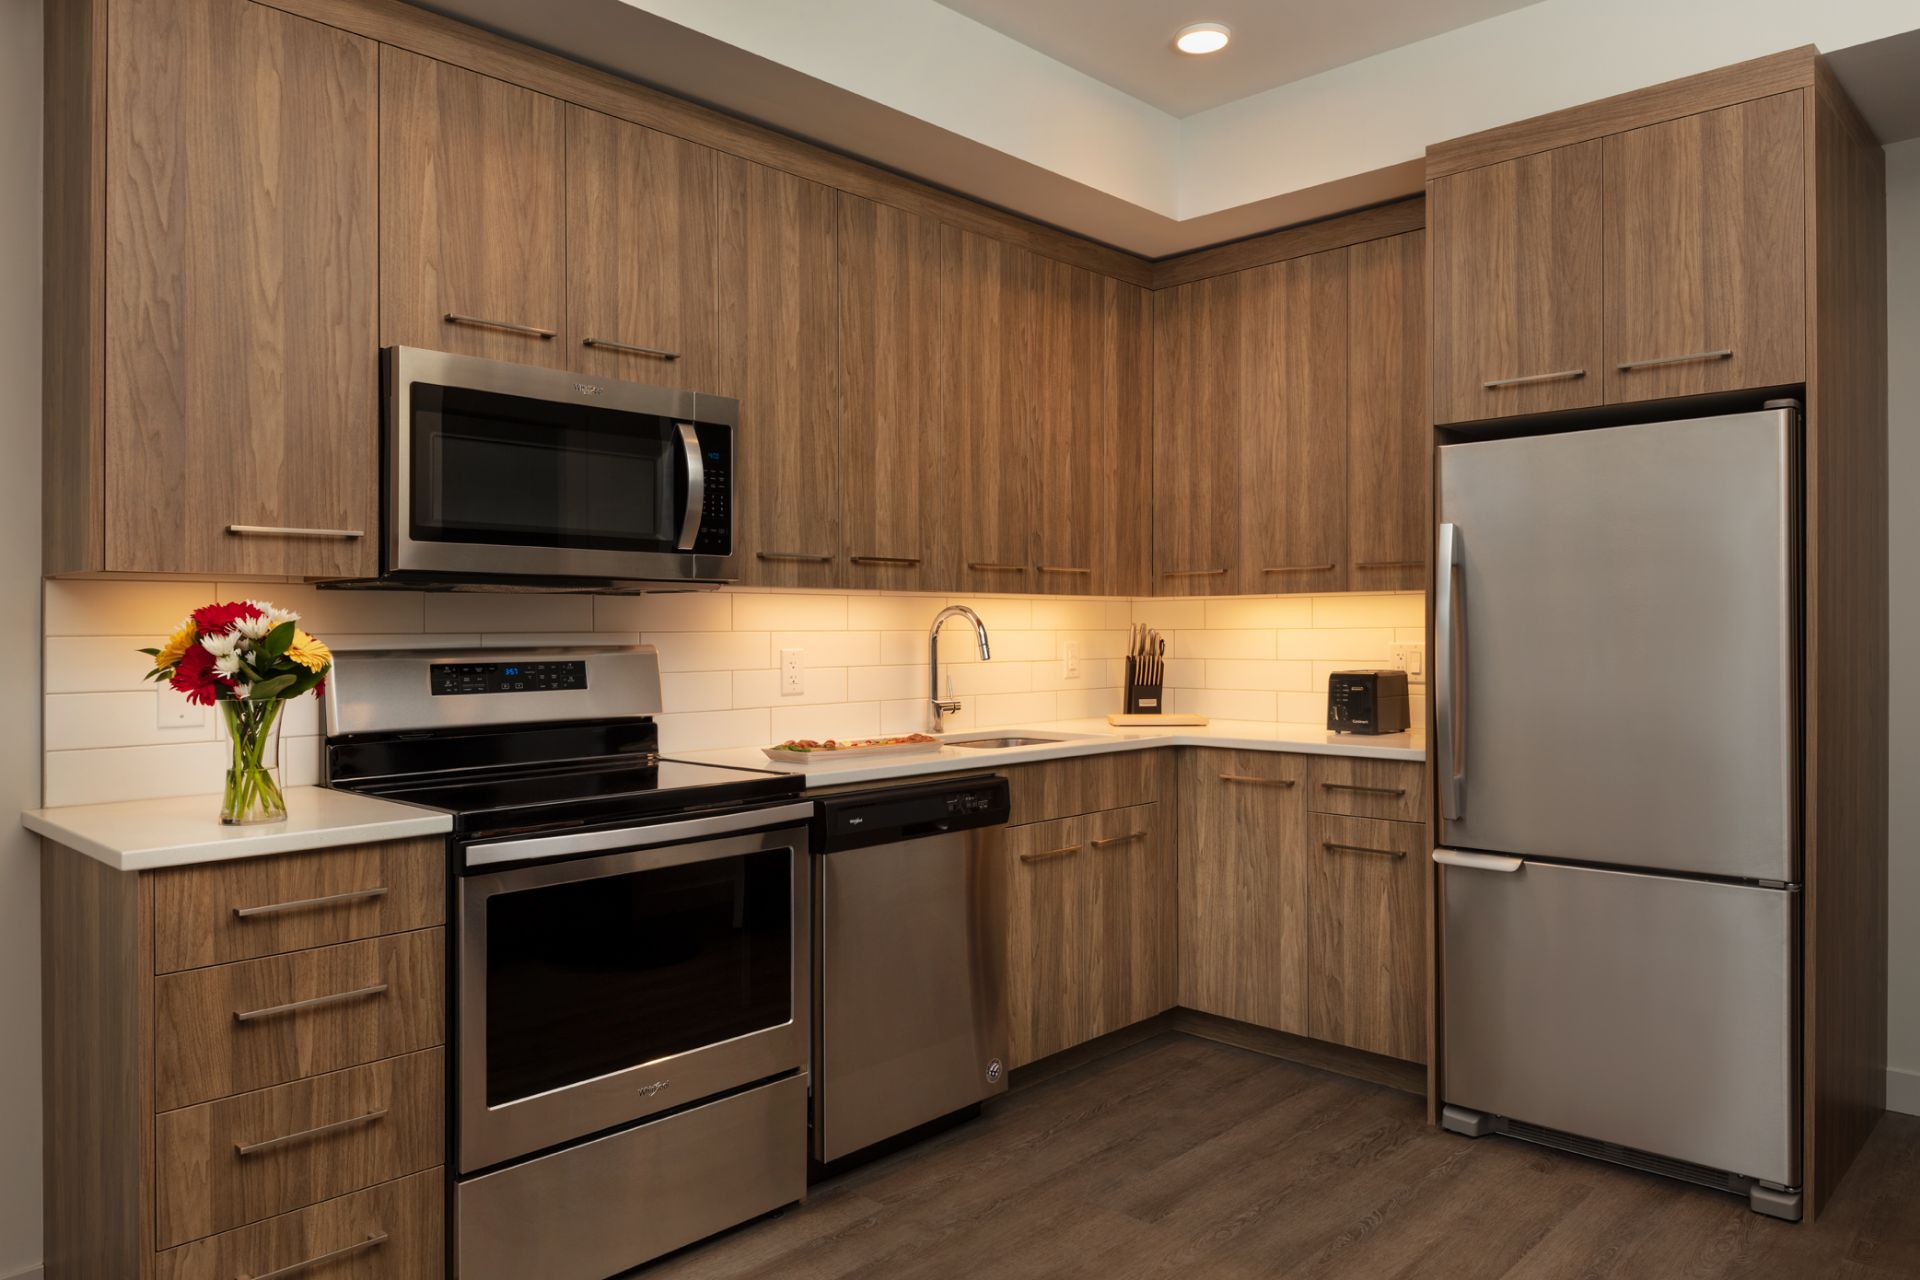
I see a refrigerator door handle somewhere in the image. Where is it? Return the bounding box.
[1435,522,1466,820]
[1433,847,1523,873]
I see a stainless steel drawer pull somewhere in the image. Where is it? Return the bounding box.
[1219,774,1296,787]
[1090,831,1147,849]
[1164,568,1227,578]
[1037,565,1092,575]
[1324,842,1405,860]
[1020,844,1081,864]
[966,562,1027,572]
[226,525,365,540]
[443,312,556,340]
[233,887,389,920]
[240,1232,388,1280]
[1321,782,1408,797]
[1262,564,1335,574]
[233,982,388,1023]
[234,1108,388,1156]
[850,555,923,567]
[755,551,834,563]
[1355,560,1424,570]
[1482,368,1586,388]
[1616,349,1732,372]
[582,336,679,360]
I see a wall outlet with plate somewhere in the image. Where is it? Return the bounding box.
[1390,642,1424,677]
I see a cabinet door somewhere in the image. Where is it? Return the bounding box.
[1603,92,1805,403]
[104,0,377,577]
[1430,141,1603,423]
[566,106,737,391]
[946,228,1038,594]
[380,48,566,366]
[1177,751,1310,1033]
[731,165,842,588]
[837,195,944,590]
[1237,250,1349,595]
[1004,817,1094,1067]
[1347,231,1430,593]
[1032,263,1152,596]
[1152,279,1242,595]
[1084,803,1176,1039]
[1307,813,1427,1062]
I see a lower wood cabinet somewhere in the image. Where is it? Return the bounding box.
[1306,814,1427,1061]
[154,1169,444,1280]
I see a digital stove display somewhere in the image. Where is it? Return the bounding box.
[431,660,588,696]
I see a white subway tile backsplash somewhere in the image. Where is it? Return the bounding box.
[424,593,594,633]
[661,671,734,713]
[480,631,637,649]
[216,583,425,634]
[971,691,1058,725]
[44,691,216,751]
[1130,598,1207,631]
[1310,592,1425,628]
[1029,599,1110,631]
[732,593,847,631]
[771,630,881,669]
[655,708,771,753]
[644,631,772,672]
[1175,629,1278,660]
[45,579,215,636]
[845,594,948,630]
[946,597,1033,631]
[594,591,733,633]
[1201,659,1314,692]
[948,662,1034,695]
[44,636,160,693]
[769,702,880,742]
[848,665,927,702]
[44,740,230,807]
[1274,628,1396,661]
[732,666,849,709]
[1203,596,1314,629]
[1174,688,1279,721]
[332,633,482,651]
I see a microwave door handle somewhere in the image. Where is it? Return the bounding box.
[675,423,704,552]
[1435,522,1466,820]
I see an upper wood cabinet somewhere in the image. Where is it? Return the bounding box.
[1602,93,1805,403]
[1347,231,1430,592]
[1429,141,1605,424]
[565,107,741,391]
[837,195,946,591]
[1152,277,1244,596]
[380,49,568,366]
[97,0,378,578]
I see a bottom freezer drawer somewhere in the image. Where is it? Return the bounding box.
[1441,857,1797,1186]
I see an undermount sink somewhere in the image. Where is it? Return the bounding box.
[945,734,1071,749]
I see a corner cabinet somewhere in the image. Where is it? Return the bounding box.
[49,0,381,578]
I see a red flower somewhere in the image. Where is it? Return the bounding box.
[170,644,225,707]
[311,678,327,700]
[191,600,263,635]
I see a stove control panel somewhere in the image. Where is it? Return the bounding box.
[431,660,588,696]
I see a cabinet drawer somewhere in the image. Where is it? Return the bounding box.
[1306,756,1426,822]
[1307,813,1427,1062]
[155,930,446,1111]
[156,1049,444,1249]
[1004,750,1164,825]
[154,1168,444,1280]
[152,839,446,974]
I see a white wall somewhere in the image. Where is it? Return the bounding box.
[1886,137,1920,1117]
[0,0,43,1274]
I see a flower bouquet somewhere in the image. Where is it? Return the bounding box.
[141,601,333,825]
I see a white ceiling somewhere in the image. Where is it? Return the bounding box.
[932,0,1544,117]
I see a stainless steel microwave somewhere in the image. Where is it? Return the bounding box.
[376,346,737,589]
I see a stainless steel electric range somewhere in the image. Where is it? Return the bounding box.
[324,645,811,1280]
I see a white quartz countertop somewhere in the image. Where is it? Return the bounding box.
[677,717,1424,788]
[23,786,454,872]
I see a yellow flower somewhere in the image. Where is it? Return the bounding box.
[152,619,195,671]
[287,630,333,674]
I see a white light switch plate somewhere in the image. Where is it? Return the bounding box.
[1063,641,1080,678]
[780,648,804,695]
[1390,641,1424,677]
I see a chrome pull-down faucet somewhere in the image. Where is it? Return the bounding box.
[928,605,992,730]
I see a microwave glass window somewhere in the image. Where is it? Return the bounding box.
[482,848,794,1107]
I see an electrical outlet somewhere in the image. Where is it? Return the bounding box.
[780,648,804,696]
[1390,642,1424,677]
[157,687,206,730]
[1063,641,1081,678]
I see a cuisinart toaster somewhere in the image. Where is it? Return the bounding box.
[1326,669,1410,735]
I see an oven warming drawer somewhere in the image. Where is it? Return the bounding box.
[454,1072,807,1280]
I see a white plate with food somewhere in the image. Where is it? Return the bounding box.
[761,733,945,766]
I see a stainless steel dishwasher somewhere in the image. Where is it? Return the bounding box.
[810,773,1011,1164]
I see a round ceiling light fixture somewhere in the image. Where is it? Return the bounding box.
[1174,22,1231,54]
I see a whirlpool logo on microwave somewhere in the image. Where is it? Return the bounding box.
[636,1080,671,1099]
[574,382,606,396]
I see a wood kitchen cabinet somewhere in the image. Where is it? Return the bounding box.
[837,194,946,591]
[1602,93,1805,403]
[1347,231,1430,592]
[1152,277,1244,595]
[1306,812,1427,1061]
[380,48,568,366]
[1429,141,1604,424]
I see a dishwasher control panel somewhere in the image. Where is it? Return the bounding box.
[813,775,1011,853]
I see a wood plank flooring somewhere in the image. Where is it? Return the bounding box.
[643,1033,1920,1279]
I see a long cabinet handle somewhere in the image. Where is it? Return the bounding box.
[1090,831,1146,849]
[240,1233,389,1280]
[1482,368,1585,388]
[1019,844,1081,864]
[1036,565,1091,575]
[1163,568,1227,578]
[966,562,1027,573]
[1616,349,1732,372]
[226,525,364,540]
[443,312,555,339]
[755,551,833,563]
[1324,842,1405,860]
[1320,782,1408,797]
[583,336,679,360]
[850,555,922,567]
[1355,560,1423,570]
[1219,774,1296,787]
[235,1108,389,1156]
[233,982,388,1023]
[233,887,389,920]
[1262,564,1335,574]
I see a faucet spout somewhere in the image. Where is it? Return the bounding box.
[929,605,992,730]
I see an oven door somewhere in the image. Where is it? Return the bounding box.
[386,346,736,585]
[456,803,810,1173]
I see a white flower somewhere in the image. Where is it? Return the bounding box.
[214,652,244,678]
[230,682,252,700]
[235,613,275,640]
[200,631,240,658]
[247,599,300,629]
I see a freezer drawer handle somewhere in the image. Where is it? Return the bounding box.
[1432,848,1523,873]
[1324,842,1404,859]
[1020,844,1081,864]
[1321,782,1407,797]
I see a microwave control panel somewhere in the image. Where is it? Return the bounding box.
[691,423,732,556]
[431,660,588,696]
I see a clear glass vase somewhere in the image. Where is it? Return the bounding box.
[220,698,287,825]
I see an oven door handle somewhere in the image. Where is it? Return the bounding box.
[465,800,816,869]
[675,422,705,552]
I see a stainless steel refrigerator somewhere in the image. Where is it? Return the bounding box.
[1434,404,1803,1222]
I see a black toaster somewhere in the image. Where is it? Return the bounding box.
[1327,669,1410,735]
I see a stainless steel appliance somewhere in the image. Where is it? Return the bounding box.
[1434,404,1803,1221]
[325,646,810,1278]
[364,346,736,590]
[810,775,1012,1164]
